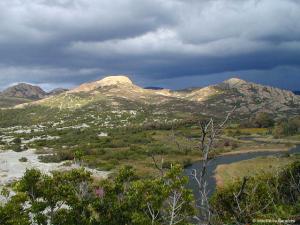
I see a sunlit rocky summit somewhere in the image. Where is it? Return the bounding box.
[70,75,134,93]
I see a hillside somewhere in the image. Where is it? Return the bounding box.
[213,78,300,117]
[0,75,299,127]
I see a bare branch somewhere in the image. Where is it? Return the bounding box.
[192,107,236,224]
[150,153,164,177]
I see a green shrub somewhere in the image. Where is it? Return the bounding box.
[38,150,74,163]
[19,157,28,162]
[13,137,22,144]
[12,144,23,152]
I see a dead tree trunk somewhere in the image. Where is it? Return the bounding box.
[192,107,236,224]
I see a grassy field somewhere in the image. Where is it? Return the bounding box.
[215,154,300,187]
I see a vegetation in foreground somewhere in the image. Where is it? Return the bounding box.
[0,166,195,225]
[0,160,299,225]
[211,161,300,224]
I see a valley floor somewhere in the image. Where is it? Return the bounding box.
[1,123,300,184]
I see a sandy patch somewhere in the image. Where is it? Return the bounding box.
[0,149,110,186]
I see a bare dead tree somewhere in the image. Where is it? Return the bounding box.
[148,107,235,225]
[235,177,248,201]
[144,189,187,225]
[171,125,182,153]
[192,107,236,224]
[232,177,249,223]
[165,190,186,225]
[148,153,191,225]
[150,152,165,177]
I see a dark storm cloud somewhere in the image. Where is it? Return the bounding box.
[0,0,300,90]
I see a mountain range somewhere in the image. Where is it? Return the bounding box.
[0,75,299,125]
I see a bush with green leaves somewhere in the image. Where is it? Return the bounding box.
[211,161,300,224]
[12,144,23,152]
[19,157,28,162]
[273,116,300,137]
[0,165,194,225]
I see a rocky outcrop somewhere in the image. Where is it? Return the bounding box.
[214,78,300,116]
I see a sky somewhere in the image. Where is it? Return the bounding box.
[0,0,300,91]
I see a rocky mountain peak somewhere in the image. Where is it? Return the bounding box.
[96,75,133,87]
[1,83,46,100]
[69,75,134,93]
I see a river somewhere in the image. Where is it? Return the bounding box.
[185,145,300,198]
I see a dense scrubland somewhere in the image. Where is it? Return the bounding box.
[1,111,299,175]
[0,160,299,224]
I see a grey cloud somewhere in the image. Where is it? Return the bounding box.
[0,65,103,90]
[0,0,177,44]
[177,0,300,44]
[0,0,300,90]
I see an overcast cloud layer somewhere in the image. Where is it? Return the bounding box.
[0,0,300,91]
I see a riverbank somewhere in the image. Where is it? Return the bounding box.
[185,145,300,198]
[219,145,294,156]
[215,154,300,187]
[214,144,299,187]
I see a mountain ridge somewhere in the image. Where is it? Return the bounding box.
[1,75,299,121]
[7,75,298,120]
